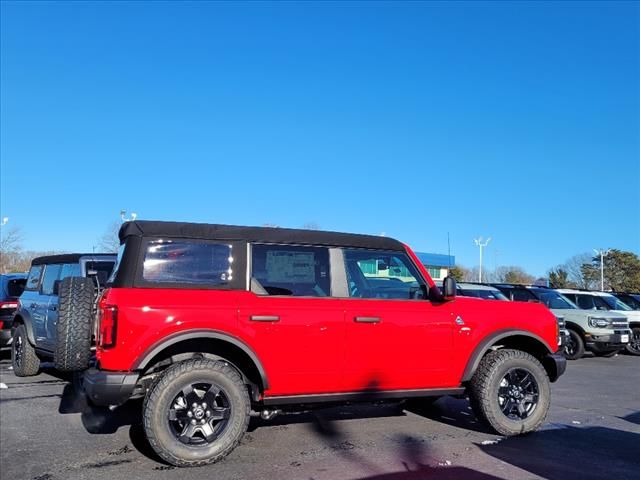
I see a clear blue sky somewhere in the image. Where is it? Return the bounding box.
[1,1,638,276]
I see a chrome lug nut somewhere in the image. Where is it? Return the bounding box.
[187,411,193,417]
[190,419,196,425]
[202,402,207,408]
[192,402,198,408]
[206,411,211,417]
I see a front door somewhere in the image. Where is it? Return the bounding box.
[237,243,345,396]
[341,248,455,391]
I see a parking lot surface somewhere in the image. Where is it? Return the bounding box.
[0,350,638,480]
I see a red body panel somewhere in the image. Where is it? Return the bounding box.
[97,244,558,398]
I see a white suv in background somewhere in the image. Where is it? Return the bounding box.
[558,289,637,356]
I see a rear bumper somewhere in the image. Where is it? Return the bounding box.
[83,368,139,406]
[0,329,11,346]
[543,353,567,382]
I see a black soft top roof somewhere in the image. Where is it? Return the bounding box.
[119,220,405,251]
[32,253,116,266]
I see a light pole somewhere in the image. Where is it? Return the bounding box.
[593,248,610,291]
[474,237,491,283]
[120,210,138,223]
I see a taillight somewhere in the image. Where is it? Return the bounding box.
[99,305,118,348]
[0,301,19,310]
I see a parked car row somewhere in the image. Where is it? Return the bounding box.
[446,282,639,359]
[3,220,568,467]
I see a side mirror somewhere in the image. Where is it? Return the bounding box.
[443,276,457,299]
[52,279,61,296]
[87,269,98,276]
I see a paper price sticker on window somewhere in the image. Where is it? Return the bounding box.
[265,251,315,283]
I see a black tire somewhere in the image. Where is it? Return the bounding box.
[143,358,250,467]
[563,329,585,360]
[11,324,40,377]
[626,327,640,356]
[54,276,95,372]
[593,349,619,358]
[469,349,550,436]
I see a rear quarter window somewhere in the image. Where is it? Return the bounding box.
[25,265,44,291]
[142,240,233,286]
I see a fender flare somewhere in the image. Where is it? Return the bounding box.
[565,321,586,336]
[461,329,553,382]
[12,313,36,346]
[133,329,269,389]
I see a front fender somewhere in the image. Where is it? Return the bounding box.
[12,310,36,346]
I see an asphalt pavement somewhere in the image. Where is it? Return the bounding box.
[1,350,638,480]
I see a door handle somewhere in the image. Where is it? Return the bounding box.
[30,303,37,309]
[354,316,381,323]
[48,305,57,311]
[249,315,280,322]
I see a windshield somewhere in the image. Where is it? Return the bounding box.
[617,294,640,310]
[601,294,632,311]
[530,290,577,310]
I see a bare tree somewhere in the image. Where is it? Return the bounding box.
[97,221,122,253]
[560,253,597,289]
[0,227,24,273]
[493,266,535,284]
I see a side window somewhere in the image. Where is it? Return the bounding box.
[343,249,426,300]
[592,296,611,311]
[142,240,233,285]
[575,295,595,310]
[251,244,330,297]
[511,289,536,302]
[41,264,62,295]
[25,265,44,291]
[60,263,81,280]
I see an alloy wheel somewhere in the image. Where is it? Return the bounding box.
[167,382,231,445]
[497,368,539,420]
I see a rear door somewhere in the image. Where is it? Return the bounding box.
[237,243,345,396]
[39,264,62,350]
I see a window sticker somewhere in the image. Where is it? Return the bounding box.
[266,251,315,283]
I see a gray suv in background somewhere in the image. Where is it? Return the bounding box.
[11,254,116,376]
[492,285,629,360]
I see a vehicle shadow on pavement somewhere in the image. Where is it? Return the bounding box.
[307,406,505,480]
[404,396,494,435]
[620,411,640,425]
[478,425,639,480]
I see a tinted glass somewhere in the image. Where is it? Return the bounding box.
[60,263,81,280]
[616,294,640,310]
[251,244,330,296]
[84,260,116,286]
[511,289,538,302]
[25,265,44,290]
[41,264,62,295]
[459,288,508,301]
[573,294,595,310]
[6,278,26,298]
[530,290,577,310]
[344,249,425,300]
[600,294,632,311]
[143,240,232,285]
[593,296,612,310]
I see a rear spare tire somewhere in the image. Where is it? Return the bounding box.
[54,276,95,371]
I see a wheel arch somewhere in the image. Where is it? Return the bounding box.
[565,321,586,336]
[134,330,269,392]
[461,330,554,383]
[11,314,36,345]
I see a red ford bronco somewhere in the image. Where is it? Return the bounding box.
[75,221,564,466]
